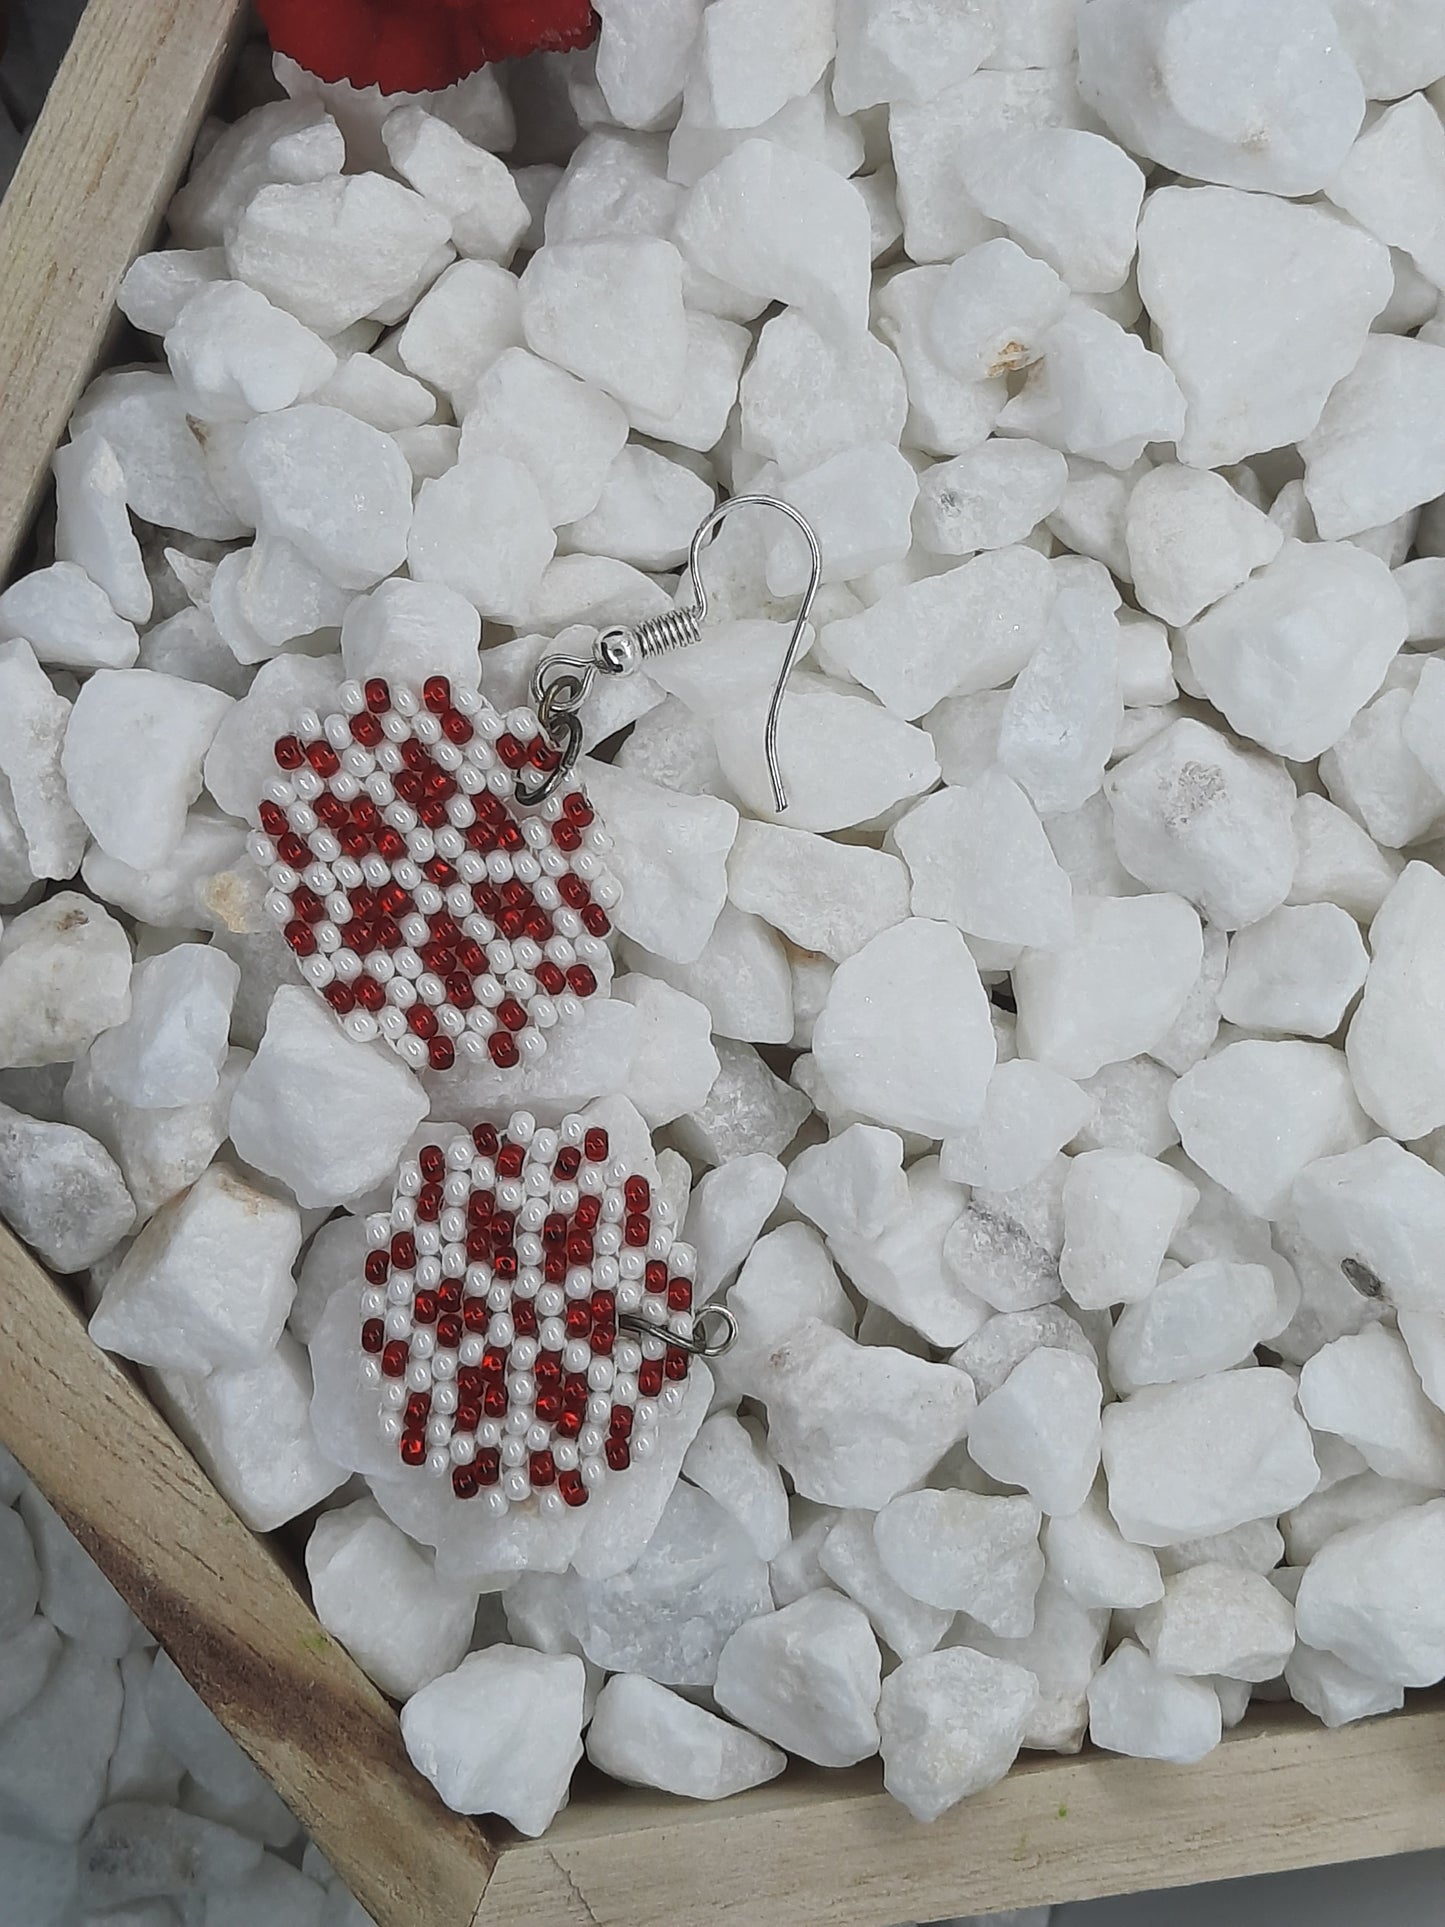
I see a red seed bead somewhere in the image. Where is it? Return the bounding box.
[566,1232,593,1267]
[258,799,288,836]
[463,1299,489,1333]
[438,1280,463,1312]
[473,1122,500,1157]
[536,1389,562,1422]
[306,739,340,777]
[416,1184,441,1221]
[483,1383,509,1418]
[278,831,309,867]
[667,1279,693,1312]
[427,1037,455,1072]
[556,1407,583,1439]
[529,1450,557,1487]
[381,1340,409,1378]
[624,1214,650,1247]
[512,1300,538,1338]
[354,976,385,1012]
[559,874,590,908]
[451,1463,480,1499]
[375,826,405,862]
[536,960,566,997]
[436,1313,463,1349]
[645,1259,668,1294]
[590,1289,615,1324]
[605,1438,631,1472]
[559,1469,589,1507]
[391,1231,416,1268]
[454,1402,480,1434]
[475,1448,501,1485]
[291,885,324,923]
[609,1405,633,1438]
[407,1004,437,1038]
[497,906,525,941]
[567,964,598,998]
[350,712,383,746]
[497,998,528,1033]
[544,1250,567,1282]
[489,1032,520,1068]
[497,733,526,768]
[535,1350,562,1385]
[442,709,473,745]
[456,1365,484,1400]
[413,1291,438,1325]
[552,820,582,852]
[638,1358,664,1397]
[624,1176,651,1215]
[423,675,452,712]
[527,734,560,770]
[582,904,611,938]
[496,1142,525,1180]
[361,1318,385,1353]
[482,1346,508,1377]
[402,739,430,771]
[405,1391,431,1428]
[543,1212,569,1247]
[419,1143,446,1183]
[575,1194,600,1232]
[584,1128,610,1163]
[364,678,391,712]
[458,938,487,974]
[591,1325,615,1356]
[555,1144,581,1179]
[665,1347,690,1380]
[284,920,317,955]
[364,1250,390,1285]
[273,734,304,769]
[324,982,356,1015]
[400,1432,427,1467]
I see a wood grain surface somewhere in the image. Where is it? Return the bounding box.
[0,1225,498,1927]
[0,0,247,580]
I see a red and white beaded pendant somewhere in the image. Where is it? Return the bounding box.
[246,676,621,1074]
[359,1112,697,1512]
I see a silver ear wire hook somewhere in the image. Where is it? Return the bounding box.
[517,493,822,810]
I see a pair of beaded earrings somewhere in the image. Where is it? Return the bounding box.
[248,498,821,1516]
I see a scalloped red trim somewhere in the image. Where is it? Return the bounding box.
[256,0,598,96]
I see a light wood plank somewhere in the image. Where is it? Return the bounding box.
[478,1696,1445,1927]
[0,1226,498,1927]
[0,0,248,581]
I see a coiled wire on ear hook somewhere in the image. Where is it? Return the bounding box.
[518,493,823,809]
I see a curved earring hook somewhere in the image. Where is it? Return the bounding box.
[682,493,822,813]
[522,492,823,812]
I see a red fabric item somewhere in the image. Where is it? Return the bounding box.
[256,0,597,96]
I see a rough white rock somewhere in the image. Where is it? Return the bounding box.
[873,1488,1042,1634]
[592,0,706,128]
[1086,1639,1221,1765]
[894,774,1073,950]
[1014,893,1202,1081]
[89,1163,298,1375]
[1301,335,1445,540]
[728,819,909,963]
[609,974,719,1129]
[1103,1368,1319,1548]
[164,282,336,424]
[832,1157,987,1347]
[89,944,237,1110]
[821,544,1055,720]
[229,987,428,1208]
[716,1221,853,1400]
[401,1647,586,1833]
[767,442,919,593]
[630,902,792,1045]
[407,454,555,622]
[784,1124,908,1246]
[925,238,1070,388]
[382,106,529,262]
[878,1646,1039,1822]
[63,1048,244,1221]
[227,174,453,337]
[565,444,714,570]
[0,1103,134,1273]
[961,126,1144,294]
[51,430,152,627]
[586,1674,785,1800]
[1186,539,1407,761]
[0,893,131,1070]
[581,758,735,963]
[0,560,138,674]
[519,238,687,419]
[1125,465,1282,628]
[1322,682,1443,851]
[967,1349,1104,1518]
[739,310,906,477]
[1078,0,1364,196]
[0,640,86,881]
[811,919,996,1137]
[939,1061,1092,1195]
[1347,863,1445,1139]
[913,441,1069,558]
[1105,719,1298,931]
[761,1320,976,1509]
[1294,1500,1445,1687]
[1060,1151,1198,1309]
[1329,92,1445,294]
[1109,1260,1281,1394]
[996,562,1122,816]
[118,246,229,336]
[339,578,481,694]
[395,258,523,412]
[240,404,413,592]
[1170,1039,1368,1219]
[1136,1562,1295,1683]
[69,370,249,541]
[169,98,345,249]
[1288,1136,1445,1317]
[0,1642,123,1840]
[815,1510,953,1660]
[1136,186,1391,468]
[1043,1480,1164,1612]
[1299,1325,1445,1486]
[1218,904,1368,1039]
[63,669,230,872]
[677,140,872,345]
[713,1590,881,1768]
[683,1414,789,1563]
[998,303,1184,470]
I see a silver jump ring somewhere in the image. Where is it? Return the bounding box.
[619,1302,737,1360]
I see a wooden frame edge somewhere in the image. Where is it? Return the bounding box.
[0,1226,499,1927]
[0,0,250,580]
[477,1694,1445,1927]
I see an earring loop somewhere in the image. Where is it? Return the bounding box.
[519,493,822,811]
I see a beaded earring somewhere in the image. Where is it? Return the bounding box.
[338,494,822,1513]
[247,495,820,1078]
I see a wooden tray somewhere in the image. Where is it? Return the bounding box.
[1,5,1442,1922]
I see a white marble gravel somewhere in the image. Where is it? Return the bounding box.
[4,0,1445,1875]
